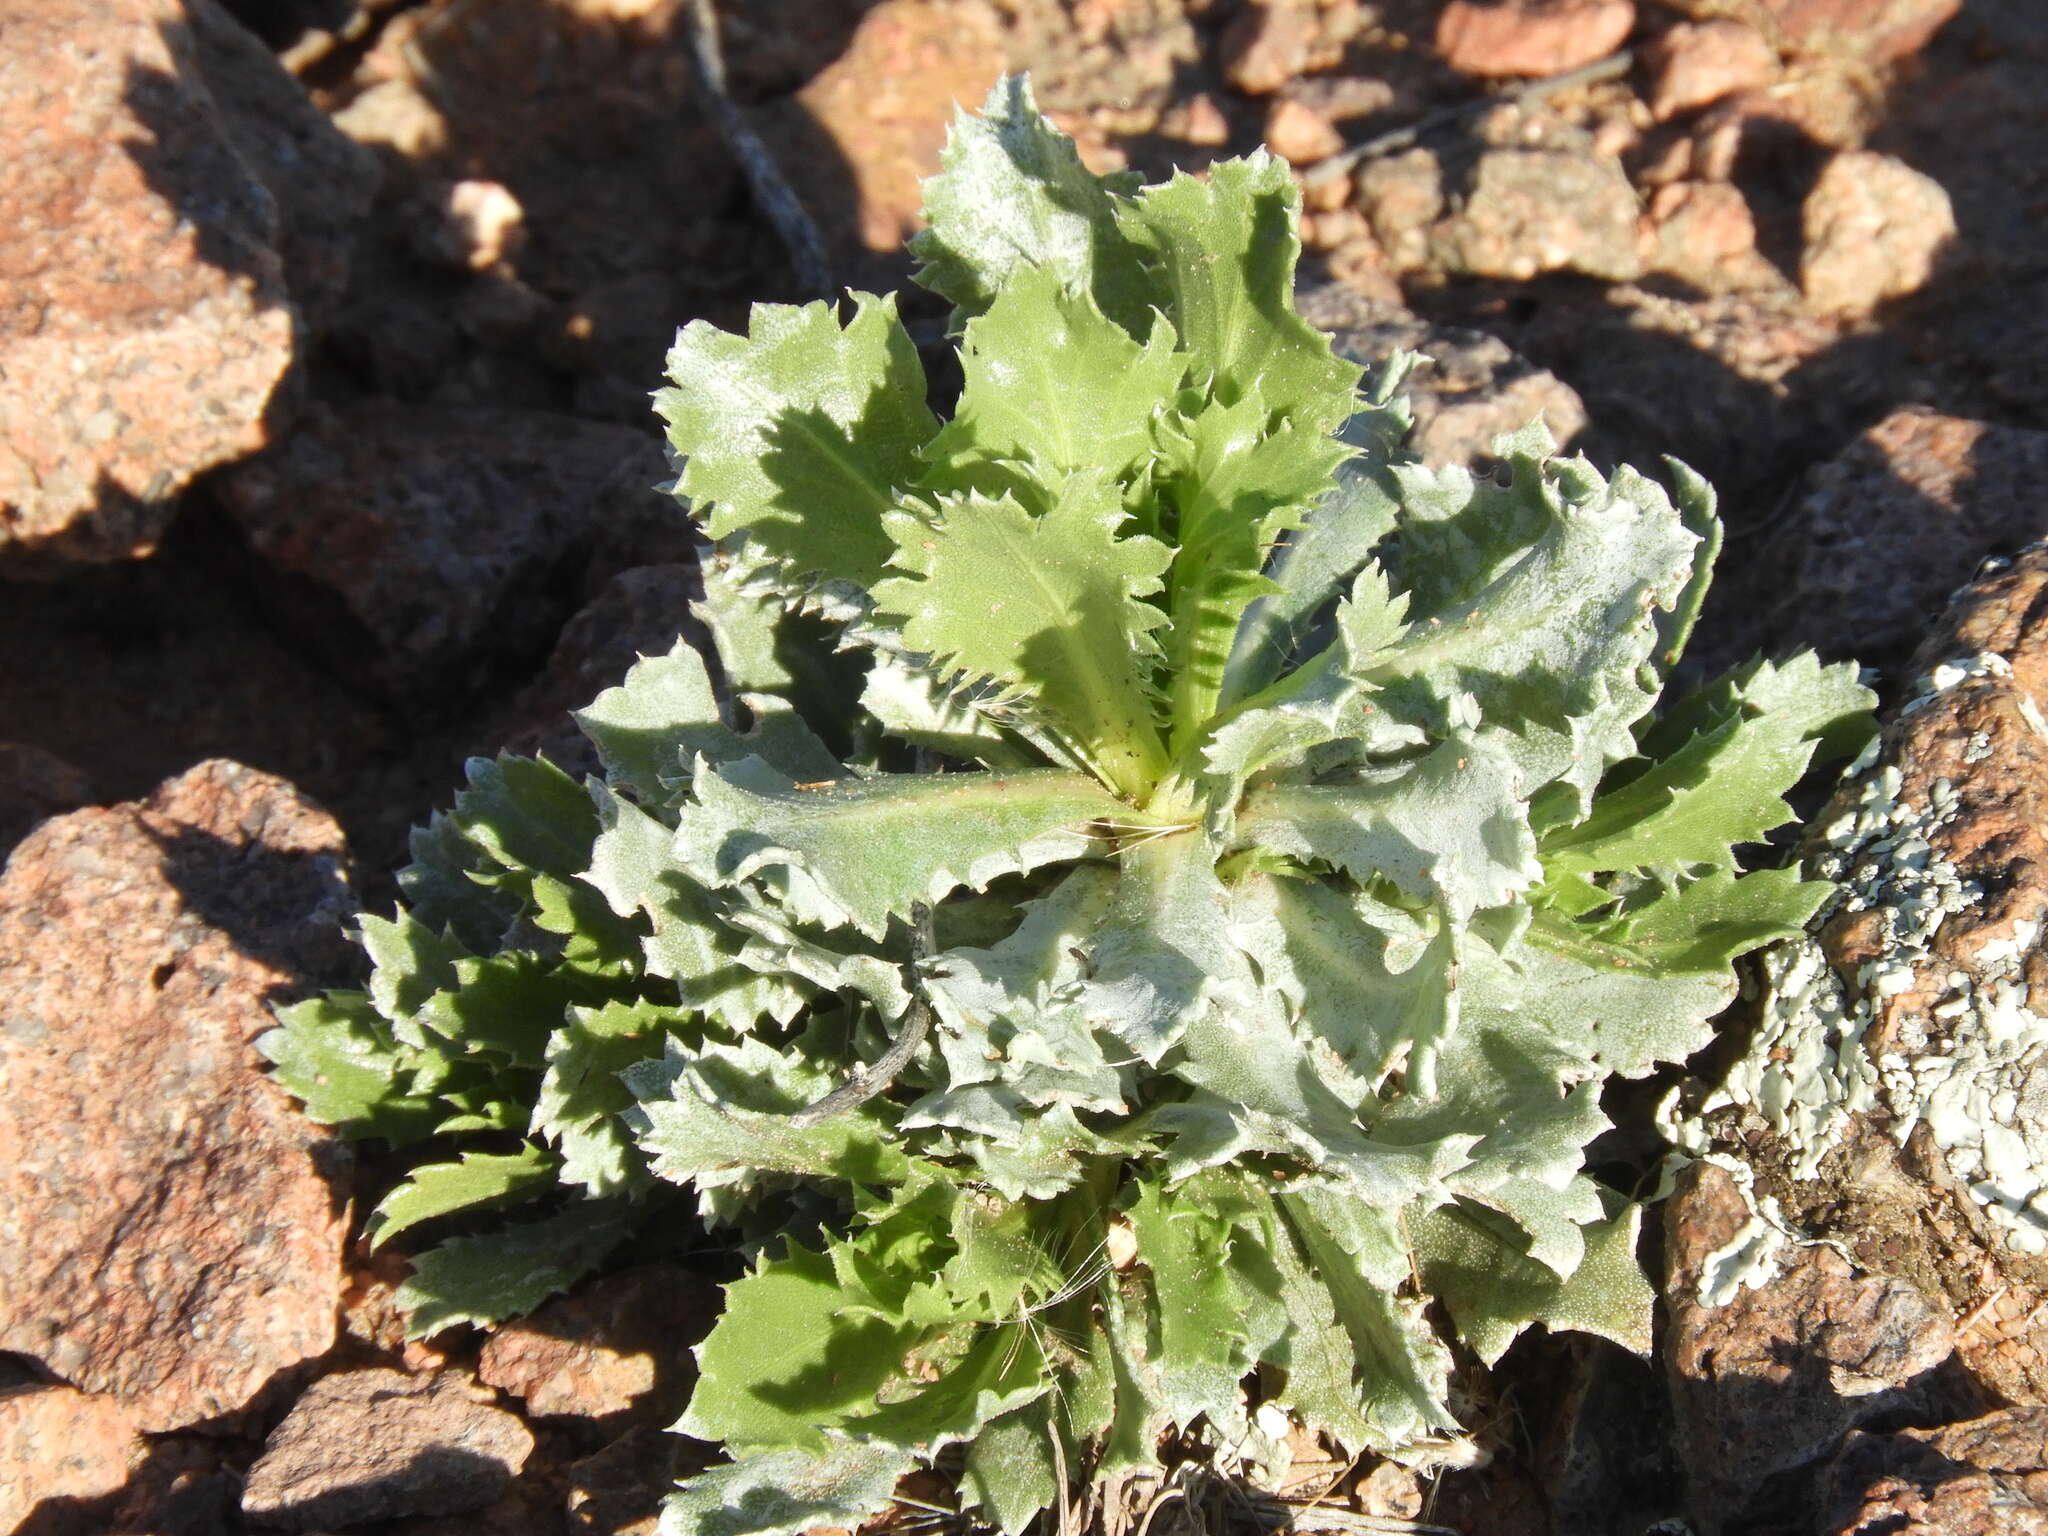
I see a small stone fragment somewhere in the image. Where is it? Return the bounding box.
[1664,1162,1968,1534]
[0,1387,149,1532]
[1760,0,1961,66]
[410,179,526,272]
[1646,19,1778,121]
[0,0,296,565]
[1426,146,1643,282]
[1354,1460,1424,1519]
[477,1263,712,1427]
[1801,150,1956,316]
[1640,180,1776,292]
[1219,0,1319,95]
[1436,0,1637,79]
[1264,98,1343,163]
[1159,90,1232,146]
[241,1369,534,1531]
[1356,147,1447,273]
[1824,1410,2048,1536]
[209,402,678,710]
[0,761,353,1431]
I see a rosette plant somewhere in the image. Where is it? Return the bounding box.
[265,79,1871,1534]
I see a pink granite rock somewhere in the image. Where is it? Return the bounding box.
[1645,19,1778,121]
[208,401,678,709]
[1801,150,1956,317]
[0,0,296,565]
[0,1387,149,1532]
[0,760,353,1431]
[477,1263,712,1427]
[1436,0,1637,79]
[240,1368,534,1530]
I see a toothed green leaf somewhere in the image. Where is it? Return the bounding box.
[682,1240,922,1453]
[1116,153,1360,431]
[534,998,676,1196]
[630,1036,912,1191]
[676,756,1122,941]
[661,1442,916,1536]
[1533,865,1830,974]
[1238,731,1541,922]
[573,639,735,806]
[259,993,442,1144]
[1542,654,1877,876]
[1412,1196,1655,1365]
[962,1401,1061,1536]
[367,1144,558,1249]
[911,75,1156,332]
[1127,1181,1253,1425]
[1157,387,1353,755]
[1281,1190,1458,1451]
[872,476,1173,797]
[922,265,1186,494]
[396,1201,633,1336]
[586,785,806,1032]
[1371,439,1703,807]
[658,294,936,590]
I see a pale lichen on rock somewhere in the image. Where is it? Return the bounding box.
[1701,649,2048,1257]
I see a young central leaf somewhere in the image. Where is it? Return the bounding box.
[873,473,1173,800]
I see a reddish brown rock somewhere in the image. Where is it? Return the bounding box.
[1664,1162,1968,1533]
[241,1368,534,1530]
[1426,145,1643,283]
[0,741,96,860]
[479,564,700,781]
[0,1387,149,1531]
[758,0,1004,258]
[0,760,352,1432]
[1435,0,1637,80]
[187,0,377,328]
[208,402,678,708]
[1825,1411,2048,1536]
[565,1424,676,1536]
[1264,97,1344,163]
[1645,19,1778,121]
[0,0,295,565]
[1762,408,2048,666]
[1802,150,1956,317]
[1299,284,1591,466]
[1761,0,1960,65]
[477,1263,712,1427]
[1640,180,1777,292]
[1219,1,1321,95]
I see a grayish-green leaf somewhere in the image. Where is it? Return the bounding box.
[661,1442,915,1536]
[395,1201,631,1336]
[1411,1197,1654,1365]
[658,294,936,589]
[1239,731,1540,922]
[911,75,1156,332]
[676,756,1120,940]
